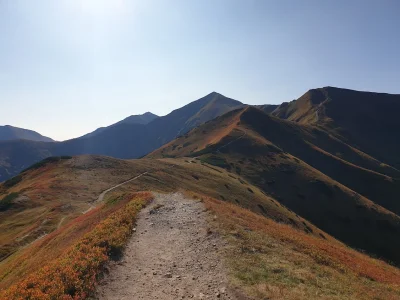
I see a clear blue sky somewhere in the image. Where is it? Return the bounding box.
[1,0,399,141]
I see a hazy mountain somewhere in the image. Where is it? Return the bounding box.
[0,125,53,142]
[79,112,159,139]
[0,92,242,181]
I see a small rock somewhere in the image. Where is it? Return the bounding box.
[164,272,173,278]
[153,271,157,275]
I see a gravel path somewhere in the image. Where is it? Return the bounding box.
[96,192,239,300]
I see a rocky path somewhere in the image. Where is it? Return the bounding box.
[96,193,238,300]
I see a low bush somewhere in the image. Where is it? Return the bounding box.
[0,193,19,211]
[3,175,22,188]
[2,192,152,299]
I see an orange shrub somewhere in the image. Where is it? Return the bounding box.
[1,192,152,300]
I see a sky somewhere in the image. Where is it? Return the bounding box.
[0,0,399,141]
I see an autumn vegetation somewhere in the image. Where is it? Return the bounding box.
[195,193,400,299]
[0,192,152,300]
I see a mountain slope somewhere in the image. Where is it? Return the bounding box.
[0,93,242,181]
[254,104,279,113]
[0,154,321,287]
[272,87,400,169]
[1,154,400,299]
[0,125,53,142]
[79,112,158,139]
[149,106,400,265]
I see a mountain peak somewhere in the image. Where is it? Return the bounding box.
[0,125,54,142]
[142,112,157,117]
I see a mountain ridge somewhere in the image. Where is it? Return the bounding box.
[79,112,159,139]
[0,125,54,142]
[0,92,242,181]
[149,105,400,265]
[272,86,400,168]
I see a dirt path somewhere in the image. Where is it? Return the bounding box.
[80,172,149,215]
[96,172,149,202]
[96,193,239,300]
[57,216,66,229]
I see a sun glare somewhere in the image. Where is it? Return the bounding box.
[76,0,126,16]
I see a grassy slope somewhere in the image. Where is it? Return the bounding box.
[1,192,152,299]
[0,156,148,262]
[200,193,400,300]
[272,87,400,169]
[1,155,322,292]
[1,154,399,299]
[148,107,400,265]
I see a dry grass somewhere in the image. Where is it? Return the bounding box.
[150,106,400,265]
[0,155,148,267]
[2,152,399,299]
[195,194,400,300]
[0,192,152,299]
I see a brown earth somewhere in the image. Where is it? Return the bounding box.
[97,192,244,300]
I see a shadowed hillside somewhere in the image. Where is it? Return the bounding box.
[0,125,53,142]
[272,87,400,169]
[149,106,400,265]
[79,112,159,139]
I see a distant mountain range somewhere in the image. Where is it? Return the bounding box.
[1,87,399,185]
[79,112,159,139]
[0,92,242,180]
[0,125,53,142]
[2,86,400,300]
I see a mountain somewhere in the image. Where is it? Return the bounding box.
[79,112,159,139]
[0,92,242,181]
[272,86,400,169]
[2,88,400,299]
[2,154,400,299]
[148,106,400,265]
[0,125,53,142]
[116,112,159,125]
[254,104,279,113]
